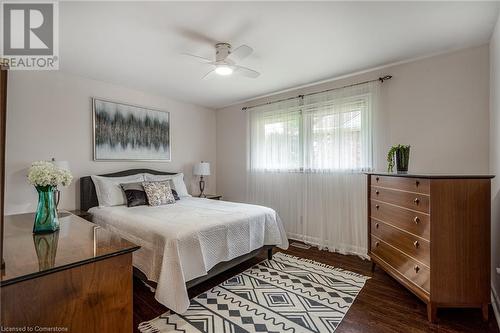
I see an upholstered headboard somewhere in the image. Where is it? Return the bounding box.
[80,169,178,211]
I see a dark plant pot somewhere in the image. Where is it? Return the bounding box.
[396,148,410,174]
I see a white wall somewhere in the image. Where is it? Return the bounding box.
[6,71,216,214]
[490,13,500,312]
[216,45,490,203]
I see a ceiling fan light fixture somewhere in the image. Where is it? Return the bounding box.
[215,65,233,76]
[183,42,259,79]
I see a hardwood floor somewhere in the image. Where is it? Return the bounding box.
[133,244,499,333]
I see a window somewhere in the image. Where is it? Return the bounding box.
[249,83,374,172]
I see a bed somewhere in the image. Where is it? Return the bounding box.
[80,169,288,313]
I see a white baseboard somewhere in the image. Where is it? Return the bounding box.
[492,286,500,330]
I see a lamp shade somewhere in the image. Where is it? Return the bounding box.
[52,160,70,171]
[193,162,210,176]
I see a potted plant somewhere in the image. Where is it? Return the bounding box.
[387,145,411,173]
[28,161,72,234]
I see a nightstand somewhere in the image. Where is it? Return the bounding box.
[68,209,93,222]
[204,194,223,200]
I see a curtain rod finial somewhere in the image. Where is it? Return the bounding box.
[379,75,392,82]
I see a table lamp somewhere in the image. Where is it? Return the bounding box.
[193,161,210,197]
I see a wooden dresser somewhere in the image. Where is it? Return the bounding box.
[367,173,493,322]
[1,212,139,332]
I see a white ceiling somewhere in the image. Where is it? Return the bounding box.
[60,1,500,109]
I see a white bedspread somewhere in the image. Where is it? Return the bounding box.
[89,197,288,313]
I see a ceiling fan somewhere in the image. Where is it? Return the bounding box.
[183,43,260,79]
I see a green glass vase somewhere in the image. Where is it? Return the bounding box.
[33,185,59,234]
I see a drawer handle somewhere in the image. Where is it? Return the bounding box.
[414,265,420,273]
[376,177,380,182]
[414,216,420,224]
[415,180,420,187]
[376,204,380,210]
[413,198,420,205]
[375,223,379,229]
[413,240,419,248]
[376,190,380,195]
[375,241,380,247]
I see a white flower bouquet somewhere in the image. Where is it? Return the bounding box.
[28,161,73,188]
[29,161,73,233]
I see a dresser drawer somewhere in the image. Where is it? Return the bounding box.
[370,200,430,240]
[371,175,430,194]
[371,236,430,293]
[370,186,430,213]
[371,219,430,266]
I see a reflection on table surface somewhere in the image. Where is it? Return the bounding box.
[1,212,139,285]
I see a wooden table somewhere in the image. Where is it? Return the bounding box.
[0,211,140,332]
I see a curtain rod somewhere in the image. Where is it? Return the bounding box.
[241,75,392,111]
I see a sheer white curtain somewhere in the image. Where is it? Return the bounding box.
[247,82,379,257]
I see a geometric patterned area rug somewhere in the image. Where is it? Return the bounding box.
[139,252,369,333]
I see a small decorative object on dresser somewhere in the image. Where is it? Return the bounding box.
[367,172,494,322]
[193,161,210,197]
[27,161,73,234]
[387,144,410,173]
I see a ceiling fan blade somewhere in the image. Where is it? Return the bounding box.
[234,65,260,78]
[201,69,216,80]
[181,53,212,63]
[174,27,218,46]
[228,45,253,61]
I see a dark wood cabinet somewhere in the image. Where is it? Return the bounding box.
[367,173,493,322]
[0,212,139,332]
[1,66,8,269]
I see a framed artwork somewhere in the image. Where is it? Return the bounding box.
[92,98,171,161]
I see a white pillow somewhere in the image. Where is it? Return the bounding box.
[143,173,191,197]
[91,174,145,207]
